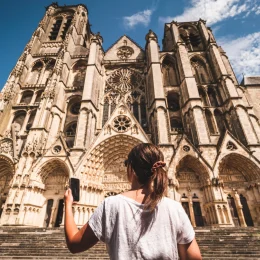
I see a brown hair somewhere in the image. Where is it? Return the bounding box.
[127,143,168,211]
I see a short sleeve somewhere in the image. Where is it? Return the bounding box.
[177,205,195,244]
[88,201,107,243]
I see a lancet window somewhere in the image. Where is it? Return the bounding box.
[49,17,63,41]
[27,59,55,85]
[179,25,203,51]
[35,90,44,104]
[26,109,37,131]
[60,16,73,40]
[27,61,43,85]
[191,57,212,85]
[64,96,81,148]
[12,111,26,132]
[65,122,77,148]
[162,56,179,86]
[20,91,34,105]
[69,60,88,89]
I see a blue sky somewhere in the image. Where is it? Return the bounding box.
[0,0,259,89]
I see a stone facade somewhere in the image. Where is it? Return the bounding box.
[0,3,260,228]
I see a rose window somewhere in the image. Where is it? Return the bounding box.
[117,46,134,60]
[105,68,144,94]
[113,115,131,132]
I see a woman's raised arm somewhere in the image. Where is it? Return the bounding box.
[64,188,99,254]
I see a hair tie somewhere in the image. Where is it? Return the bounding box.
[151,161,166,172]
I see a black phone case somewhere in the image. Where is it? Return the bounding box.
[70,178,80,202]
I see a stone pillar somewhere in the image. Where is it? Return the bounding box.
[188,195,196,227]
[145,30,169,144]
[234,192,247,227]
[46,112,62,148]
[48,206,56,228]
[74,34,101,148]
[74,109,88,148]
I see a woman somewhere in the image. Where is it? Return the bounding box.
[64,143,202,260]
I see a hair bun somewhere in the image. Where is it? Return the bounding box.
[151,161,166,172]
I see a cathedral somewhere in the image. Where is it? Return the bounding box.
[0,3,260,229]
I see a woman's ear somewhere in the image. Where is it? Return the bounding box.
[127,165,135,183]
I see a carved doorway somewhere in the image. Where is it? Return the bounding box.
[0,155,14,224]
[193,201,204,227]
[39,159,69,228]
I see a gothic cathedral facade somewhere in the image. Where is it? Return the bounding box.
[0,3,260,228]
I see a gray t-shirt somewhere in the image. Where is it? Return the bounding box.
[88,195,195,260]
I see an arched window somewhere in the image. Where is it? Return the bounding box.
[26,110,37,130]
[49,17,63,41]
[61,16,73,40]
[179,25,203,51]
[208,88,219,107]
[35,90,44,103]
[167,91,180,112]
[28,61,43,84]
[102,99,109,127]
[12,111,26,131]
[214,110,225,134]
[205,110,217,135]
[191,58,211,85]
[42,59,55,84]
[198,88,208,106]
[65,122,77,148]
[20,91,33,104]
[162,57,179,86]
[64,96,81,148]
[71,60,88,88]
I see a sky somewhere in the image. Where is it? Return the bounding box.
[0,0,259,89]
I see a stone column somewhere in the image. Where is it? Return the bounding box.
[48,206,56,228]
[46,112,62,148]
[74,109,88,148]
[188,195,196,227]
[234,192,247,227]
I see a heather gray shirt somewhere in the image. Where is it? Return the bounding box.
[88,195,195,260]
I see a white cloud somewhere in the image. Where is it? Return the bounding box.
[123,9,153,29]
[219,32,260,81]
[159,0,259,26]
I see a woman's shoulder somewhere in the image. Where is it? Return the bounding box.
[161,197,183,210]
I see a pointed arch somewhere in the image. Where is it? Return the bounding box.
[191,56,212,84]
[214,109,226,134]
[219,153,260,182]
[68,60,88,88]
[161,55,179,86]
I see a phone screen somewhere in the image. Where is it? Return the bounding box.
[70,178,80,202]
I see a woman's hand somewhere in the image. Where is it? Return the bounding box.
[64,188,74,207]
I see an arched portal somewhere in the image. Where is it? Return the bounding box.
[37,159,69,228]
[176,155,209,227]
[84,135,142,198]
[0,155,14,222]
[219,153,260,227]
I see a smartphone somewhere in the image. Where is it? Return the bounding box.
[69,178,80,202]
